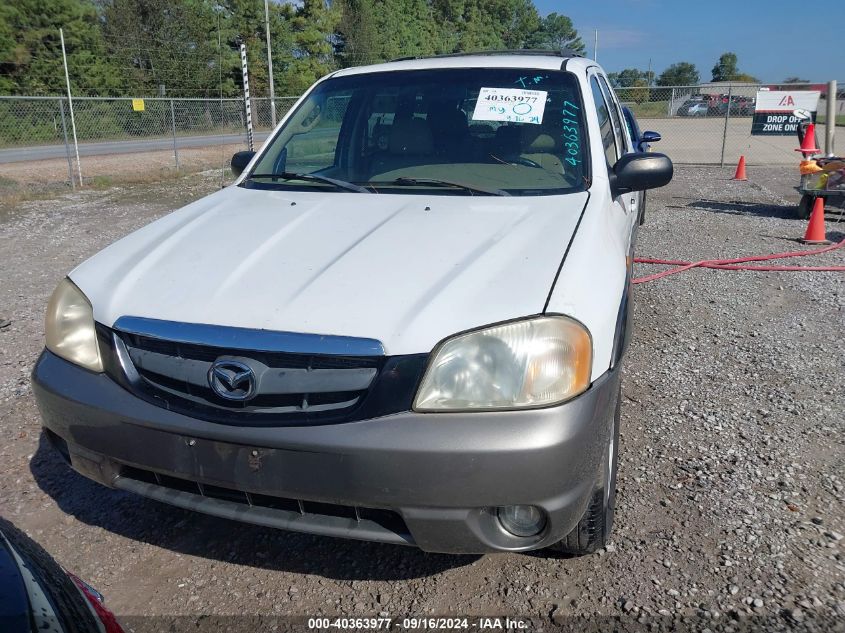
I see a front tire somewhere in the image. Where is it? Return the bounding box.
[548,384,621,556]
[639,192,648,225]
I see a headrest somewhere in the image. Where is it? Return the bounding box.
[389,118,434,155]
[432,108,468,134]
[493,125,521,153]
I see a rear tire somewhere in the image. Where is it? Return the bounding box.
[548,384,620,556]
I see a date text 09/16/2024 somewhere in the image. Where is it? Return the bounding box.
[306,617,530,630]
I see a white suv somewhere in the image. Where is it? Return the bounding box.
[33,51,672,555]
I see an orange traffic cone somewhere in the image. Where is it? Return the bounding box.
[732,156,748,181]
[801,197,830,244]
[795,123,821,156]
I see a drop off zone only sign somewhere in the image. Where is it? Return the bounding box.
[752,90,821,135]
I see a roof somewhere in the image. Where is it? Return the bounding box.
[392,49,584,61]
[332,52,596,78]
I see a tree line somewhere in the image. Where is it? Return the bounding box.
[608,53,766,90]
[0,0,586,97]
[1,0,778,99]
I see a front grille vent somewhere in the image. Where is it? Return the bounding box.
[113,331,383,424]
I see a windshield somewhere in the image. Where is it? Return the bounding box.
[244,68,589,196]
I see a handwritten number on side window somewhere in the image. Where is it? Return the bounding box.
[562,101,582,167]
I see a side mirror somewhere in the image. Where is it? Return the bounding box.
[638,131,662,153]
[230,150,256,177]
[610,153,673,197]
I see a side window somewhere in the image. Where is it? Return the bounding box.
[278,94,352,173]
[598,76,628,155]
[590,77,617,166]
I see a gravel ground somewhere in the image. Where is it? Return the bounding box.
[0,166,843,632]
[0,143,242,193]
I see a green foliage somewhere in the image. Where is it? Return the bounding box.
[103,0,239,97]
[0,0,120,95]
[710,52,757,83]
[656,62,700,87]
[1,1,587,98]
[732,73,760,83]
[527,12,584,54]
[711,52,738,82]
[279,0,341,93]
[337,0,445,65]
[221,0,296,98]
[608,68,654,88]
[626,79,650,104]
[432,0,542,52]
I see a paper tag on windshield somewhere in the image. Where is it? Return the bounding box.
[472,88,547,125]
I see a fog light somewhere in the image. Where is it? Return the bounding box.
[497,505,547,537]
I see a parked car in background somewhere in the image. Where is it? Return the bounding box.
[33,50,672,556]
[622,106,662,225]
[706,94,756,117]
[0,518,123,633]
[677,97,708,117]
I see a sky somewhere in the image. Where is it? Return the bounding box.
[534,0,843,84]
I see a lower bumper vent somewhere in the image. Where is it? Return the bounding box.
[118,466,410,540]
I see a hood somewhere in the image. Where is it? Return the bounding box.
[71,186,588,355]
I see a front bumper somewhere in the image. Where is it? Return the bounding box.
[32,350,620,553]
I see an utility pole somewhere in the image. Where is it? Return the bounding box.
[593,30,598,61]
[60,28,82,187]
[264,0,277,127]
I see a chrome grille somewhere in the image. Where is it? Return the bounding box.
[112,327,383,422]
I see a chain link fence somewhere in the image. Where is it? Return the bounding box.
[0,84,841,189]
[0,96,298,188]
[615,83,842,167]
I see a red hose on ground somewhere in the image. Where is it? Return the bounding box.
[632,237,845,284]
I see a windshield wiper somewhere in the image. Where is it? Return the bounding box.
[389,177,510,197]
[247,171,370,193]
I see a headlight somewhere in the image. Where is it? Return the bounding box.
[45,278,103,372]
[413,316,592,411]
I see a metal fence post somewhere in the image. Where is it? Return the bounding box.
[720,85,733,167]
[668,88,675,116]
[826,80,837,156]
[57,97,74,189]
[170,99,179,171]
[60,29,83,186]
[240,43,255,151]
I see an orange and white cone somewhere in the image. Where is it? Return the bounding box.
[795,123,821,157]
[801,197,830,244]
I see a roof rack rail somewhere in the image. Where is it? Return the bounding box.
[390,49,584,63]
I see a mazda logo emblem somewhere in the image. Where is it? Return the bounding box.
[208,359,256,402]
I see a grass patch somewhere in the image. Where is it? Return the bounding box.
[816,114,845,127]
[87,166,209,189]
[0,174,19,191]
[624,101,670,119]
[0,164,218,207]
